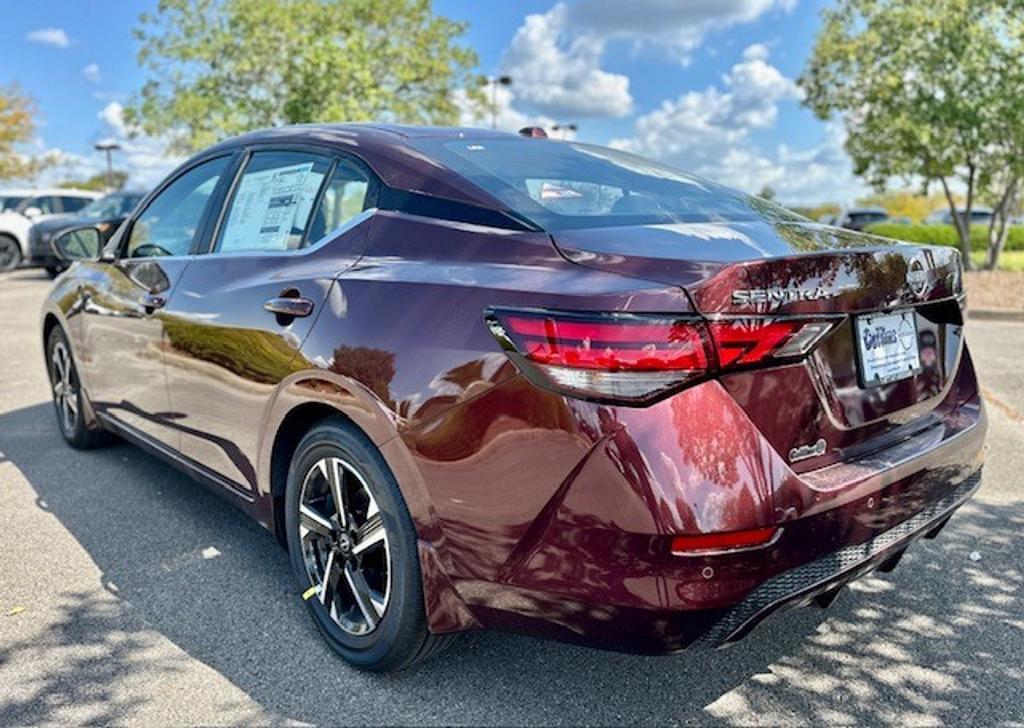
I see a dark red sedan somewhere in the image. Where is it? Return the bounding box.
[41,125,985,671]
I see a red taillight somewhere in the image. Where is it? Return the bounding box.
[504,315,709,371]
[670,526,779,555]
[487,309,712,403]
[707,319,836,368]
[486,308,836,404]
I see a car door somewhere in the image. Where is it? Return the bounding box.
[76,154,236,451]
[160,148,373,492]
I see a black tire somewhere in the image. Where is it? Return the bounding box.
[45,265,66,279]
[46,326,112,449]
[0,235,21,272]
[284,417,454,671]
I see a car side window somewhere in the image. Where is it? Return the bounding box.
[126,156,230,258]
[306,160,370,244]
[215,151,332,253]
[60,196,90,214]
[29,196,59,214]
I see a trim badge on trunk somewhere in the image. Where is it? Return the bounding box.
[789,438,827,463]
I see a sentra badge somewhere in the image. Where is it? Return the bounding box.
[732,286,834,306]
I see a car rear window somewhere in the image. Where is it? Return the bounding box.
[410,138,806,230]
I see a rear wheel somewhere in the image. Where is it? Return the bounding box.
[0,235,21,272]
[46,327,111,449]
[284,418,453,671]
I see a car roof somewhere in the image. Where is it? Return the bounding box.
[846,207,887,215]
[197,123,522,210]
[0,188,102,198]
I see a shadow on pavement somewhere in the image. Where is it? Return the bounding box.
[1,401,1021,725]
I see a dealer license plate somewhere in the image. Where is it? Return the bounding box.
[854,310,922,387]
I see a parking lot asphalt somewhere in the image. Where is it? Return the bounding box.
[0,268,1021,726]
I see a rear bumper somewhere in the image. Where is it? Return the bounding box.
[695,468,981,647]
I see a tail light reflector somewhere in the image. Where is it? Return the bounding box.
[670,526,780,555]
[486,308,837,404]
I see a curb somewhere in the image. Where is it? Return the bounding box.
[967,308,1024,322]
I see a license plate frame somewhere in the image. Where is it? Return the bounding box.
[854,309,922,388]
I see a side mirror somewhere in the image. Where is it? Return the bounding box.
[53,226,102,262]
[23,206,43,219]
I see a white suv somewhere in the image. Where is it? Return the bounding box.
[0,188,102,271]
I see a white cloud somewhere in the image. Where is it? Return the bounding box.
[569,0,796,61]
[38,102,182,189]
[497,0,796,124]
[26,27,70,48]
[501,4,632,119]
[82,63,101,83]
[611,45,800,157]
[610,46,864,203]
[453,85,562,135]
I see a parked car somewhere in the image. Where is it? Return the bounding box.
[0,189,34,213]
[0,188,102,271]
[834,207,890,231]
[41,125,985,672]
[28,191,146,277]
[925,207,994,226]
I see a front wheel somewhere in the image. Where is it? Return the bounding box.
[0,235,21,272]
[284,418,453,671]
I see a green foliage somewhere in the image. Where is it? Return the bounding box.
[800,0,1024,267]
[127,0,482,152]
[865,223,1024,252]
[57,170,129,192]
[0,85,52,181]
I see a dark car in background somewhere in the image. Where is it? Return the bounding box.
[40,125,985,672]
[28,191,146,277]
[836,207,890,231]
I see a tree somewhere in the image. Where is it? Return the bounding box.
[800,0,1024,269]
[0,85,51,181]
[57,170,129,192]
[126,0,482,153]
[757,185,777,202]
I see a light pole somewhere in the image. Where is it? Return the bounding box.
[553,123,578,140]
[93,141,121,191]
[487,75,513,130]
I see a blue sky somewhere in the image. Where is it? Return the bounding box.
[0,0,867,203]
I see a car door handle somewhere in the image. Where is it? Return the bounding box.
[264,296,314,319]
[141,292,166,313]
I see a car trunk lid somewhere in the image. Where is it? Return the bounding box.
[552,221,967,472]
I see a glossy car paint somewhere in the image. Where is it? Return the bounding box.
[41,125,986,653]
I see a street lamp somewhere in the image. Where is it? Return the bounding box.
[552,123,578,140]
[93,141,121,191]
[486,75,513,130]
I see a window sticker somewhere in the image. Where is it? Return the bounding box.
[220,162,323,252]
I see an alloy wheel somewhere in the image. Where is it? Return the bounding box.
[299,456,391,636]
[50,340,79,433]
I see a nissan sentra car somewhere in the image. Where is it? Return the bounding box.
[40,124,986,671]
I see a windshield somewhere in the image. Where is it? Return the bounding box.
[0,196,28,213]
[411,138,806,230]
[80,193,144,219]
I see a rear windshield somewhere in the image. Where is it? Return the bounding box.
[410,138,806,230]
